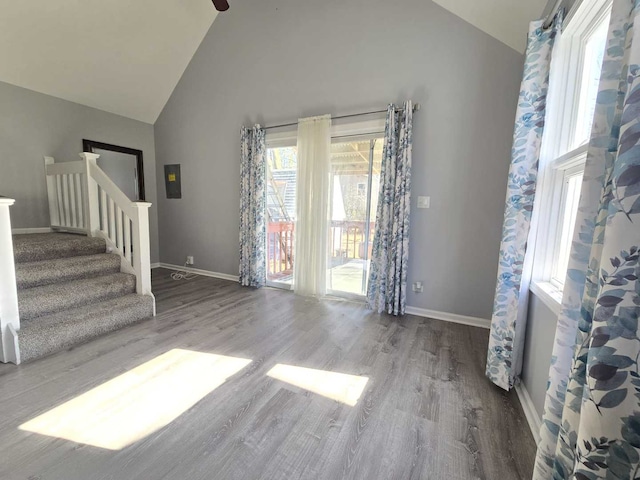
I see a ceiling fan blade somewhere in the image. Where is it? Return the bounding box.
[212,0,229,11]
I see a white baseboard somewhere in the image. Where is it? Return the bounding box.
[12,227,52,234]
[405,306,491,329]
[7,228,494,332]
[155,263,239,282]
[515,382,541,444]
[151,265,488,330]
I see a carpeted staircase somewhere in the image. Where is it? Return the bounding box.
[13,233,154,362]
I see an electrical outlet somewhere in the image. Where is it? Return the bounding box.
[412,281,423,293]
[186,256,194,265]
[417,196,430,209]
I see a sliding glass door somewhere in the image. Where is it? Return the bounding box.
[265,135,383,297]
[327,137,382,297]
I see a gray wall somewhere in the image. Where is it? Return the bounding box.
[0,81,159,263]
[522,294,558,417]
[154,0,524,319]
[95,149,139,202]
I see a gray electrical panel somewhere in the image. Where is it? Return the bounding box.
[164,164,181,199]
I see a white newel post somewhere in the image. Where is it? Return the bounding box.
[80,153,101,236]
[131,202,152,296]
[0,198,20,364]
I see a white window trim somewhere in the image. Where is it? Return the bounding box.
[530,0,611,313]
[530,281,563,315]
[541,0,612,159]
[564,0,612,153]
[538,146,588,286]
[265,130,296,149]
[549,160,585,288]
[265,117,386,149]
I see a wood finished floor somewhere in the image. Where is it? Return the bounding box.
[0,269,536,480]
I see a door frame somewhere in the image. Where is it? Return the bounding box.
[82,139,145,201]
[326,135,381,299]
[263,118,385,295]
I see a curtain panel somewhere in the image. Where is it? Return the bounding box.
[367,101,413,316]
[239,125,266,288]
[293,114,332,297]
[534,1,640,477]
[485,18,560,391]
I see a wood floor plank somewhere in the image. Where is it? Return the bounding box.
[0,269,536,480]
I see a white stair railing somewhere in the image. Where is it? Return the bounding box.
[0,198,20,364]
[44,153,153,298]
[44,157,90,233]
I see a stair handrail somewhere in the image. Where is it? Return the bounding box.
[84,154,152,296]
[0,197,20,363]
[44,153,152,297]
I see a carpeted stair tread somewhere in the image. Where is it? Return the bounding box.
[16,253,121,289]
[18,272,136,321]
[19,294,154,362]
[13,233,106,263]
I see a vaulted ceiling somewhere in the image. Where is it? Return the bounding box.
[0,1,546,124]
[433,0,550,53]
[0,0,217,123]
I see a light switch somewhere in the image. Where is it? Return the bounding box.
[417,196,430,209]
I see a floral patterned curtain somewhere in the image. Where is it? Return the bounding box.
[239,125,266,288]
[486,18,561,391]
[535,1,640,477]
[367,101,413,316]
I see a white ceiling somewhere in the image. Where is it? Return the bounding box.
[0,0,217,123]
[433,0,549,53]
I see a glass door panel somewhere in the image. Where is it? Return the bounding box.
[327,138,383,297]
[266,146,297,287]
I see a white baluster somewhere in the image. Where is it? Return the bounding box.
[69,174,77,228]
[116,206,124,253]
[75,174,84,229]
[100,188,108,234]
[62,174,71,227]
[80,153,100,236]
[55,176,64,227]
[124,214,132,264]
[0,198,20,364]
[108,197,116,243]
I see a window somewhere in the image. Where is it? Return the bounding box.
[551,162,584,288]
[574,16,609,146]
[533,0,611,308]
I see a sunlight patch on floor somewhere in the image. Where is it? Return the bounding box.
[266,364,368,406]
[19,349,251,450]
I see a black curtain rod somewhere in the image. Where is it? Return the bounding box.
[263,103,421,131]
